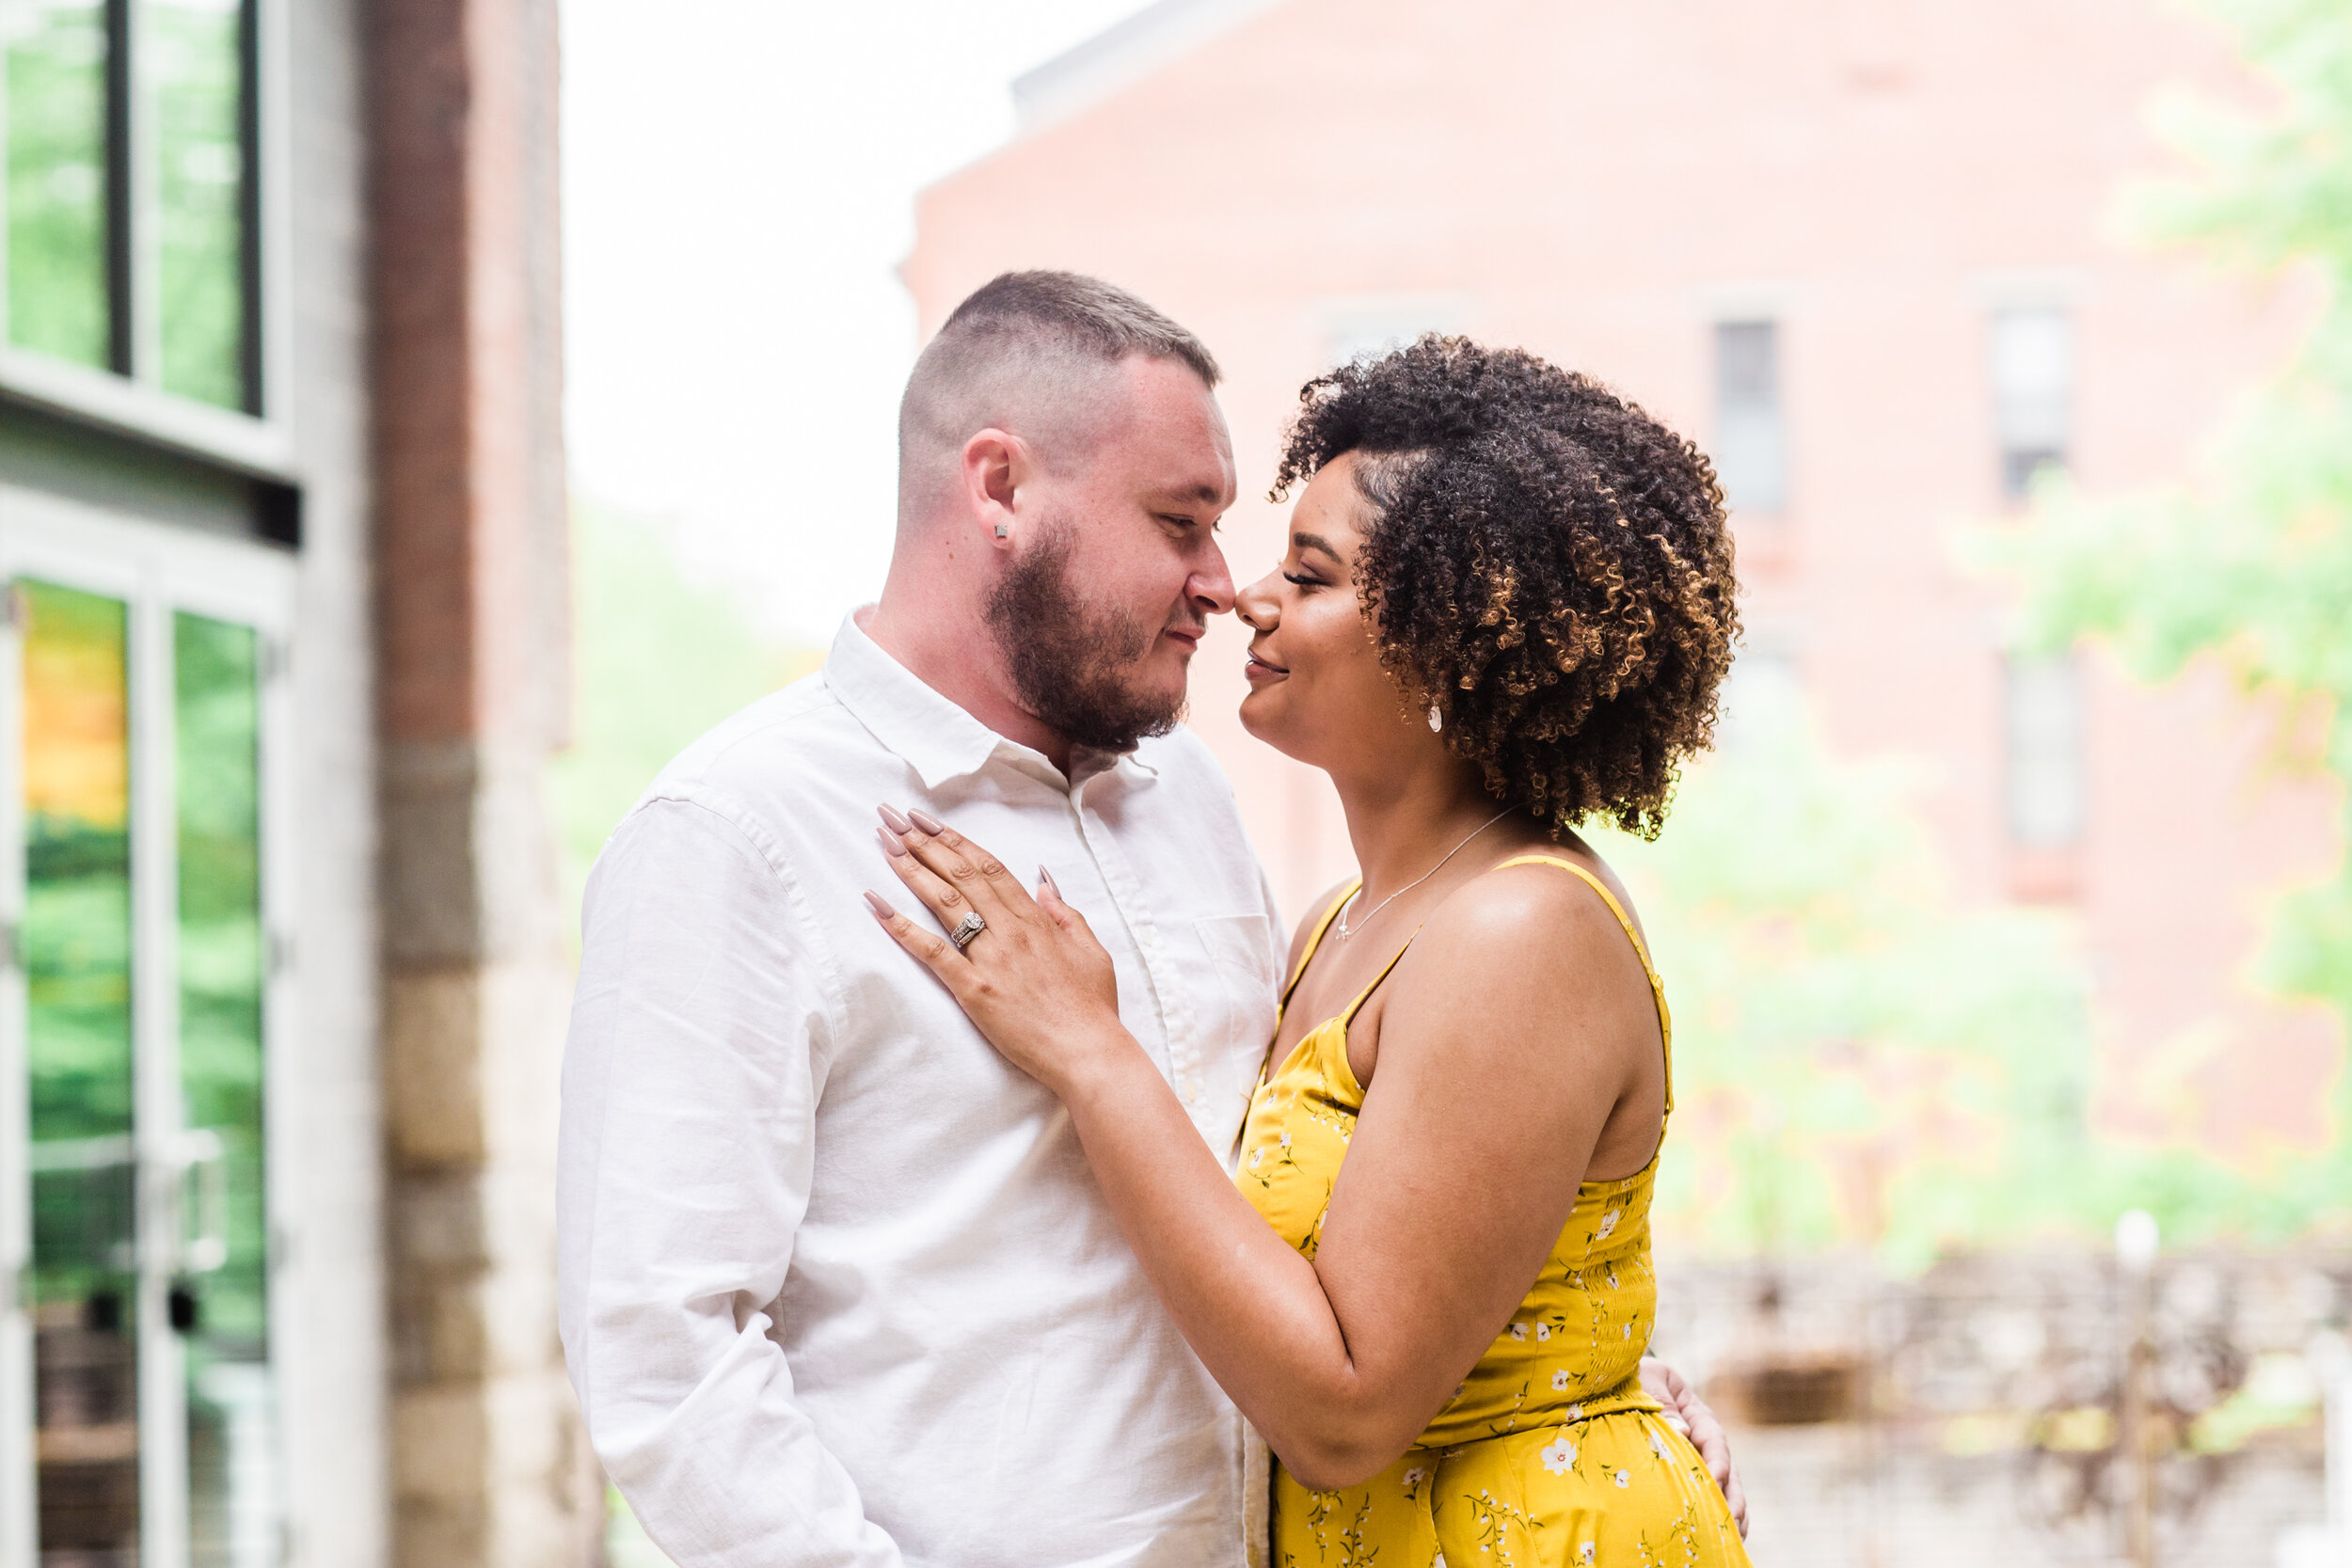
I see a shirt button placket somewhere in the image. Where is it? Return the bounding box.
[1075,792,1191,1089]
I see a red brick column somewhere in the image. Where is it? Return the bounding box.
[367,1,589,1564]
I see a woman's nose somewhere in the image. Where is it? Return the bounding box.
[1235,569,1282,631]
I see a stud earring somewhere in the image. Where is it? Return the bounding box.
[993,524,1009,538]
[1428,704,1443,733]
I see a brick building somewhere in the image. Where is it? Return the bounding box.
[0,2,586,1566]
[904,0,2343,1162]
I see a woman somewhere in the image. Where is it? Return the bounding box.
[866,338,1745,1566]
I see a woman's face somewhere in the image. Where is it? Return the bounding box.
[1236,452,1432,771]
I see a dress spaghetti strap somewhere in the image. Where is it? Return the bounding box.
[1279,879,1360,1012]
[1494,853,1674,1117]
[1338,936,1420,1028]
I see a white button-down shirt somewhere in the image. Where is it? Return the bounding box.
[559,612,1284,1568]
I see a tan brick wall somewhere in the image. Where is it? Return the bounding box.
[367,0,592,1563]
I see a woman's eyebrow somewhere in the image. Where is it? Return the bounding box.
[1293,531,1342,557]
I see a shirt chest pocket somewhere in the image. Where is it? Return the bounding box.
[1190,912,1281,1071]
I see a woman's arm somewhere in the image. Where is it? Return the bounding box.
[867,815,1660,1488]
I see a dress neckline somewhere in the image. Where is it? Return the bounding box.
[1258,852,1676,1142]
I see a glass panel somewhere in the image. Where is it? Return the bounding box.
[2005,652,2085,848]
[174,610,275,1568]
[150,0,247,410]
[1993,306,2073,498]
[1714,319,1787,513]
[5,0,113,369]
[22,578,141,1568]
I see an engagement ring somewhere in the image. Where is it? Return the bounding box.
[949,911,987,950]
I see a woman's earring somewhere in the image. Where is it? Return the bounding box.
[993,524,1009,538]
[1427,704,1444,734]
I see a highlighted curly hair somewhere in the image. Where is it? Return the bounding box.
[1273,337,1739,840]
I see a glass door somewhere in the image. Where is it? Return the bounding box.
[0,494,292,1568]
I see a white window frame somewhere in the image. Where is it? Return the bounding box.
[0,484,298,1568]
[0,0,296,483]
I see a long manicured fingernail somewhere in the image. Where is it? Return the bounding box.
[877,827,909,858]
[864,891,895,918]
[878,803,913,833]
[908,807,945,834]
[1040,865,1060,898]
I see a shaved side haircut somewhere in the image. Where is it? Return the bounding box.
[897,271,1222,528]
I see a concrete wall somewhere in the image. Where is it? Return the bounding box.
[283,1,387,1561]
[902,0,2343,1160]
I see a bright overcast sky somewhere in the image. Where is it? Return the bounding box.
[561,1,1152,645]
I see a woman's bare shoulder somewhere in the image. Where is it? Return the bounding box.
[1390,851,1654,1028]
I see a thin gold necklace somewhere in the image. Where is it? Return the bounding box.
[1335,807,1514,940]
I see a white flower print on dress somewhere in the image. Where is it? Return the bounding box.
[1613,1468,1632,1488]
[1552,1370,1571,1392]
[1650,1428,1669,1457]
[1567,1403,1584,1421]
[1538,1435,1577,1475]
[1508,1323,1528,1341]
[1594,1210,1621,1241]
[1248,1148,1264,1169]
[1579,1544,1596,1564]
[1278,1131,1292,1149]
[1535,1322,1551,1341]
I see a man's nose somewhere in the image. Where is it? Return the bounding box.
[1190,538,1237,617]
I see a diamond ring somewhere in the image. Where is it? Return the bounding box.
[948,911,987,951]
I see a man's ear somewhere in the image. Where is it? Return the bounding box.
[962,428,1023,546]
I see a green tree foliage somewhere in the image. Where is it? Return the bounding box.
[2001,0,2352,1207]
[548,505,818,928]
[1593,722,2101,1269]
[1599,713,2349,1265]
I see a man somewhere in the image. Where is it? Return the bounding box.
[557,272,1740,1567]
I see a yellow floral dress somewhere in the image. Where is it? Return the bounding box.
[1235,855,1751,1568]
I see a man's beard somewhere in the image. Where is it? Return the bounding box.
[984,516,1187,754]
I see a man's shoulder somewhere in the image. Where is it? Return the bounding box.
[647,667,855,796]
[609,668,874,846]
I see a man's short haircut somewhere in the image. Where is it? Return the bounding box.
[897,271,1221,523]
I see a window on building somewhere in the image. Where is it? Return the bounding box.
[1717,643,1803,752]
[1713,319,1786,513]
[1323,299,1464,370]
[2003,652,2084,848]
[1992,306,2072,499]
[4,0,259,412]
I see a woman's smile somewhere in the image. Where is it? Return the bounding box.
[1245,647,1289,683]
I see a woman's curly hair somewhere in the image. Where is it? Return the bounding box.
[1272,337,1739,841]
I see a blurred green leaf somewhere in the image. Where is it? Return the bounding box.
[549,505,818,940]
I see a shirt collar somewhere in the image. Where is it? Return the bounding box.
[824,610,1150,793]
